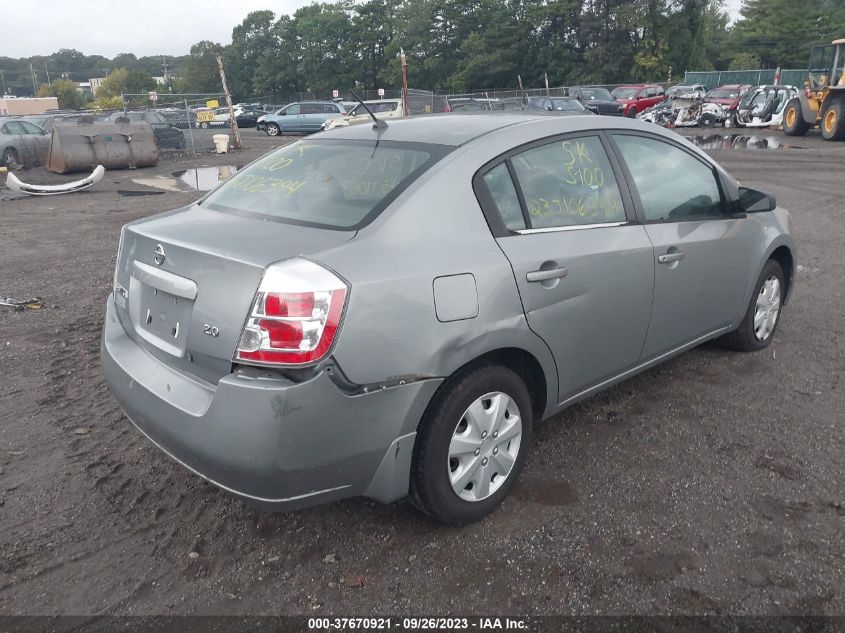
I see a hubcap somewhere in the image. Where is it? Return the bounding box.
[786,108,796,127]
[753,276,781,342]
[824,110,837,133]
[447,392,522,502]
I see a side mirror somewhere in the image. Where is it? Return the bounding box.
[738,186,776,213]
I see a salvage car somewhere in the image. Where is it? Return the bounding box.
[0,117,50,167]
[323,99,405,130]
[612,84,666,117]
[262,101,347,136]
[101,114,795,525]
[728,85,798,129]
[705,84,752,117]
[526,96,587,113]
[568,86,624,116]
[666,83,708,99]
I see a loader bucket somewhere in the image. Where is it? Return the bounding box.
[46,120,159,174]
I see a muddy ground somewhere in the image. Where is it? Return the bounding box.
[1,126,843,616]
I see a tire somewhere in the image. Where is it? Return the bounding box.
[266,123,280,137]
[699,113,717,128]
[783,98,811,136]
[2,147,19,167]
[721,259,785,352]
[723,114,735,128]
[410,363,534,525]
[821,99,845,141]
[626,107,637,118]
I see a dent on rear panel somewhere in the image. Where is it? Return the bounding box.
[433,274,479,323]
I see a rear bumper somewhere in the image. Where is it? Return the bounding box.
[100,297,440,510]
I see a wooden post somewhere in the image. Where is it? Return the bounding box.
[400,48,410,116]
[216,52,241,150]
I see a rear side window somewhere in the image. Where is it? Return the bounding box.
[509,136,626,229]
[612,134,723,221]
[203,139,450,229]
[482,164,526,231]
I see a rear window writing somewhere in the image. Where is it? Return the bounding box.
[203,139,447,229]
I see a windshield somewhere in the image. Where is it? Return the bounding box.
[549,99,583,111]
[708,88,741,99]
[611,88,638,99]
[579,88,613,101]
[202,139,450,229]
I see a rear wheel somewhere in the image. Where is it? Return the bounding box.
[783,99,811,136]
[266,123,281,137]
[410,363,533,525]
[2,147,19,167]
[821,99,845,141]
[721,259,785,352]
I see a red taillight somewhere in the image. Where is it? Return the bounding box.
[235,259,349,367]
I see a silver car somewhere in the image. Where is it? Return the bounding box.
[101,114,795,524]
[1,117,51,167]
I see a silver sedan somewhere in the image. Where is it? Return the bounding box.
[101,113,795,524]
[0,117,50,167]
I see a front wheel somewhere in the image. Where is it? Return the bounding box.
[721,259,785,352]
[410,363,533,525]
[783,99,811,136]
[821,99,845,141]
[266,122,280,136]
[626,107,637,118]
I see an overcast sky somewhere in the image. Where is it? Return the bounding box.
[5,0,745,59]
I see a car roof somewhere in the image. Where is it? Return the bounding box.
[714,84,748,89]
[319,112,627,147]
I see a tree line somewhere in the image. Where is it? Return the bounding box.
[3,0,843,110]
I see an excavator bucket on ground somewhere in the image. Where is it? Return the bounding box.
[46,119,159,174]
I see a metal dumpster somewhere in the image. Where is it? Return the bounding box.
[46,120,159,174]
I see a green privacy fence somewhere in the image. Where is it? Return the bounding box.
[683,69,808,88]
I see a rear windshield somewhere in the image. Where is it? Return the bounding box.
[202,139,450,229]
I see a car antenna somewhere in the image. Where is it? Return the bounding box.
[349,89,388,130]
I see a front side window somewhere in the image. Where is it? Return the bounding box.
[613,134,723,222]
[283,104,300,116]
[202,139,449,229]
[509,136,626,229]
[20,121,44,134]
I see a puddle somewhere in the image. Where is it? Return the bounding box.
[132,166,241,194]
[689,134,804,151]
[171,165,239,191]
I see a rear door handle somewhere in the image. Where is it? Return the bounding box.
[526,267,568,282]
[657,251,685,264]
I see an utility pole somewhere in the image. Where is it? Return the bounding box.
[0,70,6,96]
[44,61,51,86]
[544,72,550,96]
[30,64,37,94]
[216,52,241,149]
[400,48,410,116]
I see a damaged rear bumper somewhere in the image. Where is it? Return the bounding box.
[100,296,441,510]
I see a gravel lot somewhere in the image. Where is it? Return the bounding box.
[0,126,843,617]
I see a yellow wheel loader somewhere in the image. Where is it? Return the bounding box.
[783,39,845,141]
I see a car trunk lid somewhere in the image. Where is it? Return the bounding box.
[113,204,355,383]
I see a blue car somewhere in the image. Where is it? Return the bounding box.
[260,101,346,136]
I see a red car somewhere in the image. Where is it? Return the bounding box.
[705,84,752,113]
[611,84,666,117]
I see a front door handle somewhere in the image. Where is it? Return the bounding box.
[657,251,685,264]
[526,267,568,282]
